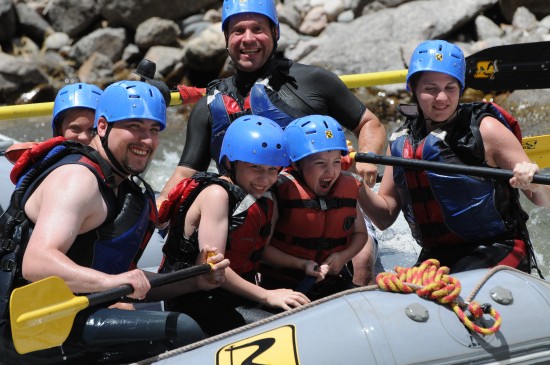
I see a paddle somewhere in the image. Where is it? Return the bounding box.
[10,263,213,354]
[465,41,550,91]
[522,134,550,169]
[351,152,550,185]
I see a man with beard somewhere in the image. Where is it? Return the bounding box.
[0,81,229,364]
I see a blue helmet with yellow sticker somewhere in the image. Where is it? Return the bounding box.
[406,40,466,93]
[284,115,348,163]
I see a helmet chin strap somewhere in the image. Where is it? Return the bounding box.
[100,124,134,180]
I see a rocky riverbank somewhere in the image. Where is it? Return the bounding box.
[1,0,550,131]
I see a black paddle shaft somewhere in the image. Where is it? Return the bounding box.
[465,41,550,91]
[86,264,212,307]
[355,152,550,185]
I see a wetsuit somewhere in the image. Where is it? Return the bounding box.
[178,56,367,171]
[391,102,532,273]
[0,140,204,364]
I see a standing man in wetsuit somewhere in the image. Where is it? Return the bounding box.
[0,81,229,364]
[158,0,386,202]
[157,0,385,286]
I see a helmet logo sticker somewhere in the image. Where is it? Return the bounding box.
[435,53,443,61]
[325,130,333,139]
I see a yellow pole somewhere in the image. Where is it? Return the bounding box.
[0,70,409,121]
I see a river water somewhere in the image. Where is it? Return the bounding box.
[1,98,549,277]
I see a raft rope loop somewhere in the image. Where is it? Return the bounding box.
[376,259,502,335]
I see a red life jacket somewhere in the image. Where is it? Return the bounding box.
[158,172,274,276]
[271,169,360,263]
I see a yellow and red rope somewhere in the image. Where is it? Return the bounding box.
[376,259,501,335]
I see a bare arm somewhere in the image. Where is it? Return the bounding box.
[481,116,550,207]
[353,109,387,188]
[320,204,368,276]
[22,165,150,299]
[193,187,309,309]
[357,147,402,229]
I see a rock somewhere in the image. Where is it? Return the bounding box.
[0,0,17,46]
[135,17,180,51]
[299,6,329,36]
[475,15,504,40]
[77,52,114,85]
[43,32,71,52]
[499,0,550,22]
[14,3,54,45]
[97,0,219,29]
[69,27,127,66]
[183,24,226,71]
[0,53,48,103]
[143,46,186,77]
[511,6,538,31]
[45,0,100,38]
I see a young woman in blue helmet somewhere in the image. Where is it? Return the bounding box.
[360,40,550,274]
[158,115,310,336]
[260,115,372,300]
[0,81,229,364]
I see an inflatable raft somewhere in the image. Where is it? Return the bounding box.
[133,266,550,365]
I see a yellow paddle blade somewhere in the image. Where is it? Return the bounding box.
[523,134,550,169]
[10,276,89,354]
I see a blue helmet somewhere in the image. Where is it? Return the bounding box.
[94,81,166,130]
[219,115,288,167]
[285,115,348,163]
[406,40,466,93]
[221,0,280,40]
[52,83,102,136]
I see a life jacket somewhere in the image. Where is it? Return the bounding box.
[207,77,307,168]
[158,172,274,277]
[0,138,156,323]
[270,169,360,263]
[390,102,528,249]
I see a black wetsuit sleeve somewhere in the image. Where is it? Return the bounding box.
[177,97,213,171]
[284,63,367,131]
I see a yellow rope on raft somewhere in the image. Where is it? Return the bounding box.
[376,258,502,336]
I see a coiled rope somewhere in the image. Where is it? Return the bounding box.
[376,258,502,335]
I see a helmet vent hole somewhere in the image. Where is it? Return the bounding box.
[276,143,282,150]
[262,142,268,148]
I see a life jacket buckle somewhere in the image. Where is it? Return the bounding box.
[319,198,327,210]
[0,239,16,253]
[0,258,15,272]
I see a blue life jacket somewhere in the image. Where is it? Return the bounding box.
[0,140,156,323]
[390,102,527,249]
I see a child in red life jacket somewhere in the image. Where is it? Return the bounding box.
[260,115,372,300]
[157,115,310,336]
